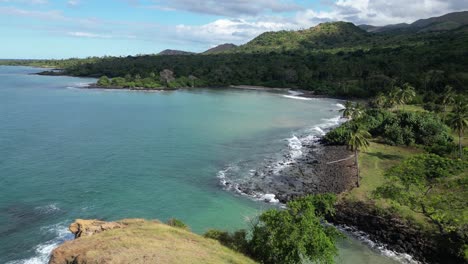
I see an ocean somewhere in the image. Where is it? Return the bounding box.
[0,66,413,263]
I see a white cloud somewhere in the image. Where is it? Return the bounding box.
[67,31,111,38]
[172,18,296,45]
[297,0,468,26]
[1,0,467,55]
[0,6,63,20]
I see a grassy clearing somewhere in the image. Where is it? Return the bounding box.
[342,142,421,202]
[51,219,257,264]
[399,104,427,112]
[339,142,432,227]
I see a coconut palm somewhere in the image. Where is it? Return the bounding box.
[440,85,455,116]
[400,83,416,105]
[352,102,365,120]
[388,87,403,110]
[373,93,388,108]
[347,125,371,187]
[447,97,468,158]
[340,101,354,119]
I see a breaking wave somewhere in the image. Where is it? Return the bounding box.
[7,222,73,264]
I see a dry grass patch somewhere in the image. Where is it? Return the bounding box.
[50,219,257,264]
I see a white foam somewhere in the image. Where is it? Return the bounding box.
[7,223,73,264]
[259,193,279,203]
[74,82,92,87]
[336,103,345,109]
[336,225,421,264]
[321,116,343,128]
[281,95,312,100]
[287,135,303,159]
[34,204,60,214]
[288,90,304,96]
[313,126,326,135]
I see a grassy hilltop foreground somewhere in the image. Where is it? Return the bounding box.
[49,219,257,264]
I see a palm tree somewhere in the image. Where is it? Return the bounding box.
[352,102,365,120]
[388,87,402,110]
[441,85,455,116]
[347,125,371,187]
[400,83,416,105]
[447,98,468,158]
[340,101,354,119]
[373,93,388,108]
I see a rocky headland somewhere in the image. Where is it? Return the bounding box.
[49,219,256,264]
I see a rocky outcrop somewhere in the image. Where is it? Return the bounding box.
[328,201,466,264]
[68,219,125,238]
[235,144,356,203]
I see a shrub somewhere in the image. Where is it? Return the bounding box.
[203,194,340,264]
[204,229,249,253]
[97,76,110,86]
[322,122,351,145]
[380,111,453,148]
[166,218,189,230]
[249,195,340,264]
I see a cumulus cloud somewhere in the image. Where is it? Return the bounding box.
[1,0,467,54]
[297,0,468,26]
[171,17,296,45]
[146,0,300,17]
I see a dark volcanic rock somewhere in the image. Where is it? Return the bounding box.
[236,144,356,203]
[328,201,467,264]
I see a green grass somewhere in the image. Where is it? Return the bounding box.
[342,142,421,202]
[340,142,431,227]
[399,104,426,112]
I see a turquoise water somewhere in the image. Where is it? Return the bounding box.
[0,66,406,263]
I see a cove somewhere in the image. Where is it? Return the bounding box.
[1,66,403,264]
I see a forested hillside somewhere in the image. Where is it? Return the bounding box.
[1,13,467,98]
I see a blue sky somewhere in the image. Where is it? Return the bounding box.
[0,0,467,59]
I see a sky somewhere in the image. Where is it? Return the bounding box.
[0,0,467,59]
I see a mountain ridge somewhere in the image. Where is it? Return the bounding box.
[359,10,468,33]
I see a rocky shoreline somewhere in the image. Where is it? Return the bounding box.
[235,143,356,204]
[329,201,465,264]
[247,140,465,264]
[85,83,178,91]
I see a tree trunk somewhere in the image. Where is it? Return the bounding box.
[355,149,360,187]
[459,131,463,159]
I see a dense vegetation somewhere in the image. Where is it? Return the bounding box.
[374,154,467,234]
[204,194,341,264]
[2,20,467,97]
[324,86,467,260]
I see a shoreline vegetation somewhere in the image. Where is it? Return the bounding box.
[2,11,467,264]
[29,68,468,263]
[50,77,467,263]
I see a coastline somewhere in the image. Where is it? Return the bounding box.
[85,83,178,91]
[231,143,356,204]
[26,72,442,263]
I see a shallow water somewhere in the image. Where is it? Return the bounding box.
[0,66,408,263]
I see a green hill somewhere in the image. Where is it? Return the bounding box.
[2,12,467,98]
[360,11,468,33]
[203,43,237,54]
[232,22,369,53]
